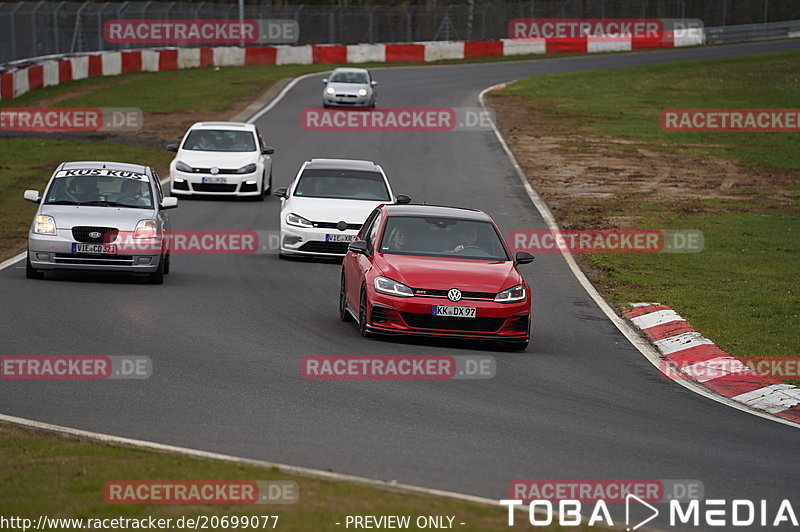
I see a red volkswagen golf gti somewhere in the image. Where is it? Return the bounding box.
[340,204,534,349]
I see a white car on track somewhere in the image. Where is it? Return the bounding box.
[168,121,275,199]
[274,158,409,258]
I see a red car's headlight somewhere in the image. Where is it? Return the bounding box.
[374,276,414,297]
[495,284,525,303]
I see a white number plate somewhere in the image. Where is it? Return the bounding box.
[72,243,117,254]
[201,176,227,184]
[432,306,476,318]
[326,234,356,242]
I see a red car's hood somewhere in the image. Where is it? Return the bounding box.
[374,254,521,292]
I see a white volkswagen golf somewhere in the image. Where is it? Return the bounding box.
[168,122,274,199]
[274,159,409,258]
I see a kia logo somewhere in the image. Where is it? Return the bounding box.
[447,288,462,302]
[89,231,102,239]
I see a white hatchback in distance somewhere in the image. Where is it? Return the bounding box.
[274,158,409,258]
[168,122,275,199]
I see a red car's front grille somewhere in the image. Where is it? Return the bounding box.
[399,312,505,332]
[411,288,496,300]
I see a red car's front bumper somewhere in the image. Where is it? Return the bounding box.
[365,290,530,341]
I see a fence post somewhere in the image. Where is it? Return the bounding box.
[32,1,45,57]
[763,0,769,23]
[406,5,413,43]
[329,5,339,44]
[10,2,23,62]
[53,1,66,55]
[70,1,89,53]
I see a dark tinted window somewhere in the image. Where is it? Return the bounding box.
[182,129,256,152]
[379,216,509,261]
[294,168,389,201]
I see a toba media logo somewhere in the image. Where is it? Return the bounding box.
[501,479,798,529]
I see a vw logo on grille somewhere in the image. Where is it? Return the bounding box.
[210,167,220,175]
[337,221,348,231]
[88,231,102,239]
[447,288,462,302]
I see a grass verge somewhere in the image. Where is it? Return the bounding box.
[490,50,799,372]
[0,423,599,531]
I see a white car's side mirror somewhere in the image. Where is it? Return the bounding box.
[161,197,179,209]
[23,190,41,203]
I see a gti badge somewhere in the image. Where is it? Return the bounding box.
[447,288,462,302]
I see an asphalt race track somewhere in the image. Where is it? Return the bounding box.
[2,40,799,530]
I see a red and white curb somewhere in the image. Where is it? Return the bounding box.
[0,31,704,103]
[624,303,800,423]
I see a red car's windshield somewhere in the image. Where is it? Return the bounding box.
[379,216,509,261]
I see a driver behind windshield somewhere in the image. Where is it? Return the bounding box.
[451,225,480,253]
[117,179,151,206]
[67,178,100,203]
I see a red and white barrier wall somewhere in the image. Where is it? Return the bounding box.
[0,32,703,102]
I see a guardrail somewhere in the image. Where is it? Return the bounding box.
[705,19,800,44]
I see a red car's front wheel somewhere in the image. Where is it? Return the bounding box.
[358,286,372,337]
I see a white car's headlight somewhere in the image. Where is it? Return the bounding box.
[494,284,526,303]
[374,276,414,297]
[286,213,313,228]
[33,215,56,235]
[325,87,335,95]
[134,219,158,239]
[236,163,257,174]
[175,161,193,173]
[358,88,368,96]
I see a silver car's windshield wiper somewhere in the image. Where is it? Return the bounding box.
[80,200,150,208]
[45,200,80,205]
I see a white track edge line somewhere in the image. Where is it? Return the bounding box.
[0,251,26,271]
[478,82,799,429]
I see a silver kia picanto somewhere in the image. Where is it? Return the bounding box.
[24,161,178,284]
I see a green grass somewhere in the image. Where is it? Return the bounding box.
[0,424,601,532]
[502,50,800,174]
[7,65,326,113]
[581,207,800,360]
[495,50,800,368]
